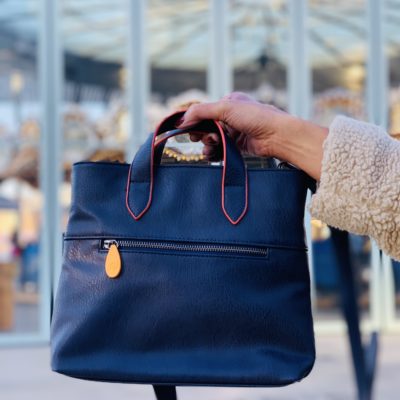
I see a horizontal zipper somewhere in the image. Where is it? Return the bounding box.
[102,239,268,257]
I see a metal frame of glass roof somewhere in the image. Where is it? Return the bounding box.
[1,0,400,68]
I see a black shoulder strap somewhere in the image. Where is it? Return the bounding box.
[306,176,317,194]
[153,385,177,400]
[330,228,378,400]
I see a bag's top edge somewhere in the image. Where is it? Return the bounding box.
[72,161,304,174]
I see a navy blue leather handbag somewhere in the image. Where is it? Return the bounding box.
[50,111,315,400]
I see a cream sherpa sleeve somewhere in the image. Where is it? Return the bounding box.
[309,115,400,261]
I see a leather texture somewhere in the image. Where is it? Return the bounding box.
[50,112,315,393]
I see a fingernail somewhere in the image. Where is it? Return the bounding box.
[203,148,215,157]
[174,117,184,127]
[205,137,217,145]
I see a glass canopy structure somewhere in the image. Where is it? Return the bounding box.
[1,0,400,67]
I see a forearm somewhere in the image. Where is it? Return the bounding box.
[309,116,400,261]
[269,116,328,180]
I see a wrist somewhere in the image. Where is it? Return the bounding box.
[269,115,328,180]
[267,115,305,160]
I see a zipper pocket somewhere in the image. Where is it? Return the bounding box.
[101,238,268,279]
[102,239,269,257]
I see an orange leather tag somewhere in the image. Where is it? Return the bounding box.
[105,244,121,278]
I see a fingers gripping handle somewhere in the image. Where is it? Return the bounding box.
[125,111,248,225]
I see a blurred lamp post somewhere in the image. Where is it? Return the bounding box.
[344,63,365,92]
[9,70,24,131]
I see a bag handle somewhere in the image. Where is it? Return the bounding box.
[125,111,248,225]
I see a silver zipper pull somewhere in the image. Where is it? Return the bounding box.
[103,239,119,250]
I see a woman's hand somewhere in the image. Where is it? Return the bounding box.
[179,93,287,159]
[177,92,328,180]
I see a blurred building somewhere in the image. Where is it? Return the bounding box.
[0,0,400,345]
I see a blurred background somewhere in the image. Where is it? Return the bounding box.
[0,0,400,399]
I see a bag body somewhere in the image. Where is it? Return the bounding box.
[50,112,315,390]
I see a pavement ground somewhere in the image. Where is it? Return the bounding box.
[1,335,400,400]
